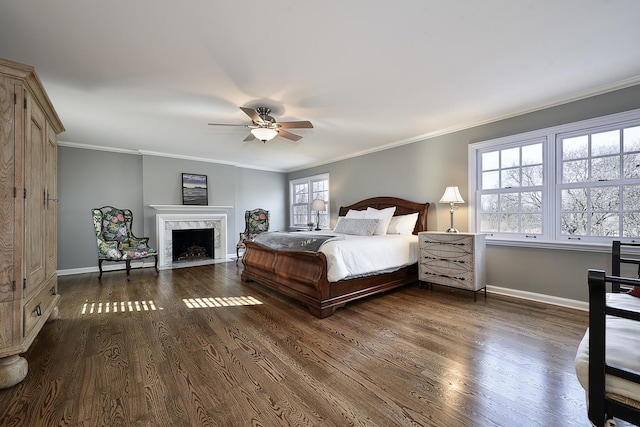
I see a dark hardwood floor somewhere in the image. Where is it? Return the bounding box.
[0,262,603,426]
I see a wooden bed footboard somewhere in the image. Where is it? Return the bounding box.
[240,196,429,318]
[241,242,418,317]
[241,244,331,317]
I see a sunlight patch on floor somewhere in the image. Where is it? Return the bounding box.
[183,296,263,308]
[81,300,163,315]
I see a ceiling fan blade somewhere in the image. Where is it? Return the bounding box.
[278,129,303,142]
[243,133,256,142]
[277,120,313,129]
[240,107,263,124]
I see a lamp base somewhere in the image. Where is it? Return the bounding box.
[446,208,459,233]
[314,227,321,231]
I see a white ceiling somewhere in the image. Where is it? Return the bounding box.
[1,1,639,172]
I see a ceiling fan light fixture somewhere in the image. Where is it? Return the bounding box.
[209,107,312,142]
[251,127,278,142]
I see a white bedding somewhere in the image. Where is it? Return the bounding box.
[575,292,640,401]
[295,232,419,282]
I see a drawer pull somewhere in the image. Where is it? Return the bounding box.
[34,304,42,317]
[425,241,468,246]
[423,256,466,263]
[50,286,56,295]
[422,271,468,281]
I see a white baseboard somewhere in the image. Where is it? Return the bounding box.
[57,254,237,277]
[57,260,155,276]
[487,285,588,311]
[57,266,100,276]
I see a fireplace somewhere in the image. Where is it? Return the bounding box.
[172,229,214,263]
[156,214,227,269]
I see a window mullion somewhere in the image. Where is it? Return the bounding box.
[551,131,564,242]
[468,143,480,232]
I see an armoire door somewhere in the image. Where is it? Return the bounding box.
[24,92,46,300]
[44,125,57,281]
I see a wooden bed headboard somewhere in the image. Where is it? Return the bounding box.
[338,196,430,234]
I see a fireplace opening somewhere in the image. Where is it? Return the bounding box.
[172,229,214,263]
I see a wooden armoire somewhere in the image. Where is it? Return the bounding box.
[0,58,64,388]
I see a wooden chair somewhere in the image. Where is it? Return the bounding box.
[91,206,158,280]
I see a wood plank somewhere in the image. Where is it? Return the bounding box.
[0,76,15,306]
[0,262,626,426]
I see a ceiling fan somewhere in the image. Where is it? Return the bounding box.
[208,107,313,143]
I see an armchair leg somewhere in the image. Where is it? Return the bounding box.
[98,257,157,280]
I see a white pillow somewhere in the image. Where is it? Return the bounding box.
[364,206,396,235]
[333,218,379,236]
[387,212,419,235]
[345,209,366,219]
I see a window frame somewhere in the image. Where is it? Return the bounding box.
[468,108,640,252]
[289,173,330,229]
[476,137,547,240]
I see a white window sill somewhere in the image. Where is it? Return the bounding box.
[486,237,640,254]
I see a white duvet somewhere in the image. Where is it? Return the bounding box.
[575,292,640,401]
[295,232,419,282]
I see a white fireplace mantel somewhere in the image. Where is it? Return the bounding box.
[149,205,233,211]
[156,213,228,269]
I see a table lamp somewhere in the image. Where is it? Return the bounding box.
[311,199,326,231]
[439,186,465,233]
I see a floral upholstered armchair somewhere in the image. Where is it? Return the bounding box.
[91,206,159,280]
[236,208,270,261]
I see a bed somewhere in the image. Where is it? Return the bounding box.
[240,196,430,318]
[575,241,640,427]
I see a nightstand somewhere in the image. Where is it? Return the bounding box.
[418,232,487,300]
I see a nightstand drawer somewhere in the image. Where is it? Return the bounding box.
[420,258,474,276]
[419,238,474,264]
[419,257,475,289]
[420,233,473,253]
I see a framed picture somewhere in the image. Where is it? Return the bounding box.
[182,173,208,205]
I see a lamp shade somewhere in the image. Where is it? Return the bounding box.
[311,199,326,211]
[251,127,278,141]
[439,186,465,204]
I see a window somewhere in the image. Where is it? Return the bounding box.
[289,173,330,229]
[469,109,640,247]
[478,139,545,237]
[558,125,640,239]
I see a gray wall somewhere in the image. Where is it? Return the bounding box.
[57,148,286,271]
[58,148,144,271]
[289,84,640,303]
[233,167,288,236]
